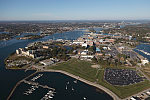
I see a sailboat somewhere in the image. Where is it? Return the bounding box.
[66,85,67,90]
[67,81,69,84]
[73,80,77,83]
[72,87,74,91]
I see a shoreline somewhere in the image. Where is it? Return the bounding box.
[6,68,150,100]
[40,69,121,100]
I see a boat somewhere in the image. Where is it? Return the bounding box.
[50,93,54,96]
[73,80,77,83]
[66,85,67,90]
[28,91,32,94]
[83,97,87,100]
[72,87,74,91]
[23,92,29,95]
[48,96,53,98]
[67,81,69,84]
[45,94,48,97]
[49,90,53,93]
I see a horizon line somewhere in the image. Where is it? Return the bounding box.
[0,19,150,22]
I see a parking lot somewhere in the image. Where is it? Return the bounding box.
[104,68,144,85]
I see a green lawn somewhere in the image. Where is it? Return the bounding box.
[49,59,97,82]
[48,58,150,99]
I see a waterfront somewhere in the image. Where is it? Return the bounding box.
[1,28,150,100]
[134,44,150,61]
[11,72,113,100]
[0,29,84,99]
[0,29,113,100]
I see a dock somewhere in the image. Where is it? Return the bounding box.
[22,80,55,91]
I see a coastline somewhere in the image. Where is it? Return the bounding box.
[40,69,121,100]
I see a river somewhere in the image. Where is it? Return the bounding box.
[134,44,150,61]
[0,29,113,100]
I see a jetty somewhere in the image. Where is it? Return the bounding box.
[23,80,55,90]
[7,71,38,100]
[42,69,121,100]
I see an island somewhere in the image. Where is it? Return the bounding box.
[16,35,44,40]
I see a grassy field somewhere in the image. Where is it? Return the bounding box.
[47,58,150,99]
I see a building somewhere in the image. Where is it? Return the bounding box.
[141,59,149,65]
[82,43,88,48]
[40,59,54,66]
[80,55,94,59]
[96,47,101,53]
[73,40,84,45]
[43,45,49,49]
[16,48,36,58]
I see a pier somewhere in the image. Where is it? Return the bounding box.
[7,71,55,100]
[22,80,55,91]
[7,71,38,100]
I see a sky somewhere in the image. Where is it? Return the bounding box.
[0,0,150,20]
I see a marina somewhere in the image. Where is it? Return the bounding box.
[10,72,113,100]
[0,29,85,100]
[31,74,43,81]
[40,90,56,100]
[135,49,150,56]
[1,26,150,100]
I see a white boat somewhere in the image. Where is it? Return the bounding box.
[45,94,48,97]
[66,85,67,90]
[28,91,32,94]
[67,81,69,84]
[23,92,28,95]
[72,87,74,91]
[49,90,52,93]
[74,80,77,83]
[83,97,87,100]
[48,96,53,98]
[50,93,54,96]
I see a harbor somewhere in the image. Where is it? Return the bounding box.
[9,72,113,100]
[1,25,150,100]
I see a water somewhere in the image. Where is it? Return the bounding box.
[11,72,113,100]
[0,32,9,34]
[134,44,150,61]
[93,27,102,33]
[0,28,113,100]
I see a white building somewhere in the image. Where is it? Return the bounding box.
[81,55,94,59]
[73,40,84,45]
[81,50,88,55]
[82,43,88,48]
[141,59,149,65]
